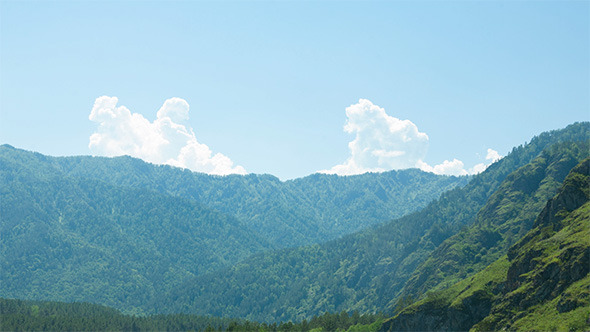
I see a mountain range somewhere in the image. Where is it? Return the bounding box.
[0,144,466,315]
[1,121,588,330]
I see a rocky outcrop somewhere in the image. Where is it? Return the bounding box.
[381,289,493,331]
[505,158,589,294]
[474,158,589,330]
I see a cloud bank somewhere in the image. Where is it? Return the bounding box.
[89,96,246,175]
[320,99,502,176]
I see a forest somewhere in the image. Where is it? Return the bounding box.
[0,298,384,332]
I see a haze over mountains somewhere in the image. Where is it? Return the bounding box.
[1,122,589,331]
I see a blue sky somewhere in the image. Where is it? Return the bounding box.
[1,1,588,179]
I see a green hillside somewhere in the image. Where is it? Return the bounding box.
[399,140,589,300]
[381,157,590,331]
[158,123,590,323]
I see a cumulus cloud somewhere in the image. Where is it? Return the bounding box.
[418,148,503,176]
[89,96,246,175]
[485,148,502,162]
[320,99,503,177]
[417,159,470,176]
[469,162,488,175]
[463,148,503,175]
[319,99,429,175]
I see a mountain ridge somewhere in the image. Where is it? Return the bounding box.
[0,143,467,316]
[0,143,468,249]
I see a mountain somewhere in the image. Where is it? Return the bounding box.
[0,150,270,314]
[0,144,466,315]
[398,140,589,300]
[381,157,589,331]
[158,123,590,323]
[35,150,467,249]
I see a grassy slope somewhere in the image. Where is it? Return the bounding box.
[474,201,589,331]
[476,157,590,330]
[399,140,588,300]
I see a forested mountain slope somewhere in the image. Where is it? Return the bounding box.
[0,153,270,314]
[159,123,590,323]
[381,157,590,331]
[399,140,589,300]
[1,146,468,248]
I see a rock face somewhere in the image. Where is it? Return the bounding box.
[381,158,590,332]
[477,158,590,330]
[382,290,493,331]
[505,158,589,295]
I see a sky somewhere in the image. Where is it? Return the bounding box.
[1,1,588,180]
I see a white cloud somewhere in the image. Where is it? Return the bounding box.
[486,148,501,162]
[465,148,502,174]
[417,159,469,176]
[469,162,488,175]
[419,148,503,176]
[320,99,503,177]
[89,96,246,175]
[319,99,429,175]
[418,148,503,176]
